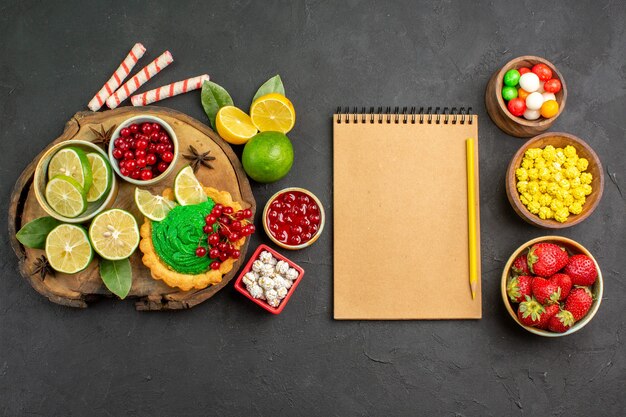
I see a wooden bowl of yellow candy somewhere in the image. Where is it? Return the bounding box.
[506,132,604,229]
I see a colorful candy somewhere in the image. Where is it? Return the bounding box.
[88,43,146,111]
[130,74,210,106]
[106,50,174,109]
[501,63,562,120]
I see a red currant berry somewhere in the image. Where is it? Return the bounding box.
[299,218,310,227]
[120,127,131,137]
[156,144,166,154]
[210,261,221,270]
[205,214,217,225]
[229,232,240,242]
[195,247,207,257]
[140,169,153,181]
[234,211,244,220]
[230,221,242,231]
[123,151,134,160]
[288,235,302,245]
[112,148,123,159]
[291,225,303,235]
[157,162,168,172]
[310,214,321,224]
[209,248,220,258]
[120,167,129,176]
[114,138,126,147]
[136,158,147,168]
[247,225,256,234]
[208,233,220,245]
[147,143,158,153]
[223,206,234,215]
[302,232,313,242]
[149,132,160,142]
[309,204,319,214]
[219,253,229,262]
[268,210,278,220]
[231,250,241,259]
[242,209,253,218]
[217,242,228,252]
[136,139,148,150]
[125,160,136,170]
[309,224,318,234]
[151,123,161,132]
[212,204,223,213]
[131,169,141,179]
[146,154,157,165]
[129,124,139,133]
[159,134,169,144]
[135,149,146,159]
[141,123,153,134]
[203,225,212,234]
[161,151,174,163]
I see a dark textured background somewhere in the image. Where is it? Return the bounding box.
[1,1,625,416]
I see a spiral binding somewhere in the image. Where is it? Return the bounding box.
[335,106,473,125]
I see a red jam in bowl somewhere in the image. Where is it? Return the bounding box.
[265,190,322,246]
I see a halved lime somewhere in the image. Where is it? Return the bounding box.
[45,224,93,273]
[174,166,207,206]
[86,153,112,202]
[45,175,87,218]
[47,147,93,193]
[134,187,177,221]
[89,209,140,260]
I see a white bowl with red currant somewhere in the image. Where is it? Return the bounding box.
[108,115,178,185]
[501,236,603,337]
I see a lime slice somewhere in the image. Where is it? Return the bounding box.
[134,187,177,221]
[48,147,93,193]
[86,153,112,202]
[45,175,87,218]
[45,224,93,273]
[174,166,207,206]
[89,209,140,260]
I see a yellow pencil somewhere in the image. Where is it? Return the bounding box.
[466,138,478,300]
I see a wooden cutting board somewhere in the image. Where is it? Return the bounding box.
[8,106,256,310]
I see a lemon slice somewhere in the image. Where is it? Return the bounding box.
[45,175,87,218]
[134,188,177,221]
[45,224,93,273]
[215,106,258,145]
[89,209,140,260]
[249,93,296,133]
[174,166,207,206]
[86,153,112,202]
[48,147,93,192]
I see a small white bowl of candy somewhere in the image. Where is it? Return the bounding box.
[234,244,305,314]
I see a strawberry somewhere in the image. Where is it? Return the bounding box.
[564,287,594,321]
[517,296,545,326]
[535,304,560,330]
[506,275,533,303]
[511,254,530,276]
[531,277,561,305]
[528,243,569,277]
[564,254,598,286]
[548,310,575,333]
[549,273,572,301]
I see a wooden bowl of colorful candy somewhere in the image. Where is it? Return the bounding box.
[505,132,604,229]
[486,55,567,138]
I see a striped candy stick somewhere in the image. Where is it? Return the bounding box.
[130,74,210,106]
[105,50,174,109]
[88,43,146,111]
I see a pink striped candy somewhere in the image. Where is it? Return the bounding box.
[105,50,174,109]
[88,43,146,111]
[130,74,210,106]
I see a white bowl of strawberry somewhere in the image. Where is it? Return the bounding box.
[108,115,178,185]
[501,236,603,337]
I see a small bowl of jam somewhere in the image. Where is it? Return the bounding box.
[263,187,325,250]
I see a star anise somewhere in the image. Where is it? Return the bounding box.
[31,255,54,280]
[90,124,117,148]
[183,145,216,172]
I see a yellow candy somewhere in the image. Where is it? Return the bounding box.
[525,148,542,160]
[582,184,592,195]
[516,168,529,181]
[559,179,571,190]
[546,182,560,196]
[551,200,564,212]
[539,194,552,207]
[539,180,549,193]
[528,181,539,195]
[570,177,581,188]
[528,168,539,180]
[539,167,551,181]
[580,172,593,184]
[527,201,541,214]
[577,158,589,171]
[569,202,583,215]
[522,158,534,169]
[564,145,577,158]
[571,187,586,200]
[517,180,529,193]
[555,207,570,223]
[522,192,533,202]
[520,194,530,205]
[565,166,579,179]
[534,157,546,169]
[539,206,553,220]
[542,145,556,161]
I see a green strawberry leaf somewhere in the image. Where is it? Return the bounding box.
[99,258,132,299]
[201,81,234,130]
[16,216,61,249]
[252,74,285,103]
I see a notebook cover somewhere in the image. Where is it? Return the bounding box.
[333,114,481,319]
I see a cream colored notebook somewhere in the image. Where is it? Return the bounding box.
[333,108,481,319]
